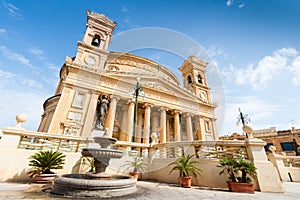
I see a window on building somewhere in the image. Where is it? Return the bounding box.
[91,34,101,47]
[68,112,82,121]
[73,93,85,108]
[205,120,211,132]
[280,142,293,151]
[197,74,203,84]
[187,75,192,84]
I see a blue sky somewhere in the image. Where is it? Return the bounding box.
[0,0,299,136]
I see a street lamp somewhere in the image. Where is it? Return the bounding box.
[237,108,251,138]
[128,77,145,142]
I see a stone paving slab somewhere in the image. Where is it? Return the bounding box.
[0,181,299,200]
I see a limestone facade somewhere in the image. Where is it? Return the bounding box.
[219,127,300,155]
[37,10,217,143]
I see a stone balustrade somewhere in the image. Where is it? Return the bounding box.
[268,145,300,182]
[1,126,93,152]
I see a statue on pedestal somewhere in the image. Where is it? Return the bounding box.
[95,95,109,130]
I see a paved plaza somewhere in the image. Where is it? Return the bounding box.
[0,181,299,200]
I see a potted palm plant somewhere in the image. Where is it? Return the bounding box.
[122,155,147,179]
[168,154,202,188]
[27,150,66,183]
[218,157,257,193]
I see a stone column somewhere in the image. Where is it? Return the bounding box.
[159,107,167,158]
[48,86,75,134]
[143,104,151,145]
[159,107,167,143]
[127,100,135,142]
[174,111,181,141]
[166,117,170,142]
[136,111,143,143]
[119,106,128,141]
[81,92,98,137]
[104,95,119,137]
[186,113,193,141]
[151,112,159,134]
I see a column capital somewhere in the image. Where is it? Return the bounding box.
[127,98,135,104]
[172,110,182,115]
[159,106,168,112]
[89,90,98,95]
[183,113,193,118]
[143,103,153,108]
[109,95,120,101]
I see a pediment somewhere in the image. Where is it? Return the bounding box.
[105,72,199,102]
[106,52,180,86]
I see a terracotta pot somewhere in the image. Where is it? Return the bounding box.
[181,176,192,188]
[227,181,254,193]
[129,172,139,179]
[35,174,57,183]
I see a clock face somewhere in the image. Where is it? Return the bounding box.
[84,56,96,65]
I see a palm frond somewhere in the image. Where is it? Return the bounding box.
[168,154,202,177]
[28,150,66,175]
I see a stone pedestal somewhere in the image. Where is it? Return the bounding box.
[246,137,284,192]
[243,125,283,192]
[0,133,20,149]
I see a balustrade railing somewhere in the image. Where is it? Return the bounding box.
[152,140,248,159]
[2,129,92,152]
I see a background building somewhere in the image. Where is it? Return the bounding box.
[220,127,300,155]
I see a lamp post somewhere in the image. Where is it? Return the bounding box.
[237,108,251,138]
[129,77,144,142]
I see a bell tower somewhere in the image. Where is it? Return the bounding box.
[38,11,117,137]
[74,10,117,70]
[179,56,211,103]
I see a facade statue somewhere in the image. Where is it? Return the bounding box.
[95,95,109,130]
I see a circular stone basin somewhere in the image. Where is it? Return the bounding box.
[81,148,123,159]
[94,136,117,148]
[51,174,137,198]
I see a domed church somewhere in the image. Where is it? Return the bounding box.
[37,10,218,145]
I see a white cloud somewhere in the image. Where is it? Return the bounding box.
[291,56,300,85]
[226,0,245,9]
[0,70,15,79]
[0,70,43,90]
[206,44,230,62]
[221,95,282,135]
[0,69,50,130]
[121,5,128,12]
[2,0,22,20]
[238,3,245,8]
[0,90,48,130]
[29,47,44,56]
[0,46,32,68]
[222,47,300,89]
[0,28,6,36]
[226,0,234,7]
[20,78,42,89]
[206,45,225,57]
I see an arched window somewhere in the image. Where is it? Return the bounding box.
[91,34,101,47]
[197,74,203,84]
[187,75,192,84]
